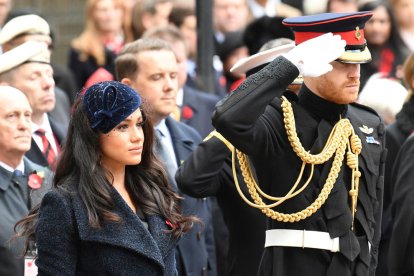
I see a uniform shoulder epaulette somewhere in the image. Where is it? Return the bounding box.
[350,101,380,118]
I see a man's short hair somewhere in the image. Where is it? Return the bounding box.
[115,38,173,81]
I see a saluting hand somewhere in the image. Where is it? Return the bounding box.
[283,33,346,77]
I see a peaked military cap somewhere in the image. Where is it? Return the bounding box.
[283,11,373,63]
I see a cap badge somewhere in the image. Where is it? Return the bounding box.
[359,125,373,134]
[355,26,361,40]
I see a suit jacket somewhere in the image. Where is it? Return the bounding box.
[164,117,217,276]
[176,136,266,276]
[35,187,178,275]
[181,86,221,139]
[212,56,385,276]
[0,158,52,276]
[25,117,67,168]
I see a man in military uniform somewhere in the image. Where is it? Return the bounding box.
[212,12,385,276]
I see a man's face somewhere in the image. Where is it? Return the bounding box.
[9,63,55,118]
[127,50,178,124]
[310,61,361,104]
[0,90,32,159]
[214,0,249,33]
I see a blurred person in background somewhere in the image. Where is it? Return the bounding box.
[131,0,173,39]
[69,0,125,90]
[247,0,302,18]
[121,0,140,42]
[216,31,249,93]
[326,0,358,13]
[359,1,409,91]
[242,15,294,55]
[389,0,414,51]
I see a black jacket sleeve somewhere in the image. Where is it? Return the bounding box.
[212,56,299,155]
[176,136,231,198]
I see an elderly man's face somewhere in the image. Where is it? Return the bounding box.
[9,63,55,119]
[0,89,32,159]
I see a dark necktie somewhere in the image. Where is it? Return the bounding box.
[155,129,178,190]
[35,128,56,167]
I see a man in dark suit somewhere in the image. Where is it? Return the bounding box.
[116,37,216,276]
[0,41,67,170]
[0,86,52,276]
[212,12,385,276]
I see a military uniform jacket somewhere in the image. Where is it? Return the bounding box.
[212,56,385,276]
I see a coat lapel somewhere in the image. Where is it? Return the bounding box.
[72,188,166,271]
[24,158,53,208]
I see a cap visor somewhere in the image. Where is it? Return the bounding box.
[337,47,371,64]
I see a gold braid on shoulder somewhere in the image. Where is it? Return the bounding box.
[232,96,362,229]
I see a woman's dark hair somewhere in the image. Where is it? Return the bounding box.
[16,96,197,254]
[359,1,409,58]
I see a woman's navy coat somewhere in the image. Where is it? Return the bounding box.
[35,188,178,275]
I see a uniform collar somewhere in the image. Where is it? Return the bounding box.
[298,85,348,125]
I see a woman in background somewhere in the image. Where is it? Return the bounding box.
[68,0,125,90]
[359,1,409,91]
[16,81,196,275]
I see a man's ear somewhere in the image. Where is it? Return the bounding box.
[121,78,132,86]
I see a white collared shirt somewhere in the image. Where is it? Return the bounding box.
[0,160,25,173]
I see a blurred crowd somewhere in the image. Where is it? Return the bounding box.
[2,0,414,275]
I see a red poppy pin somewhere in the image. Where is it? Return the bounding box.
[165,219,178,229]
[182,105,193,120]
[28,171,45,190]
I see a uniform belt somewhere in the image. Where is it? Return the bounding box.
[265,229,340,252]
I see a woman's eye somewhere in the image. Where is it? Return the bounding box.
[117,124,128,131]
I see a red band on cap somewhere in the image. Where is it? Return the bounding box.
[295,29,365,45]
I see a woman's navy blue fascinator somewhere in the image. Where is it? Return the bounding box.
[83,81,142,134]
